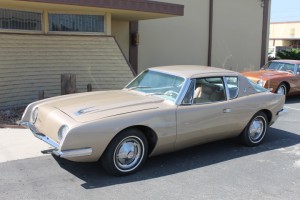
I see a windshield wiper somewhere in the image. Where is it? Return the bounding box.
[128,86,152,91]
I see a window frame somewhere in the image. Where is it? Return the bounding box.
[0,8,43,34]
[181,76,242,106]
[0,8,107,35]
[297,64,300,75]
[224,76,239,100]
[182,76,229,106]
[47,11,106,35]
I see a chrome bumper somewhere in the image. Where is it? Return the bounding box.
[20,122,92,158]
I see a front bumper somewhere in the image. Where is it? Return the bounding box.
[20,122,92,158]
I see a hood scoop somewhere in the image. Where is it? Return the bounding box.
[74,107,96,116]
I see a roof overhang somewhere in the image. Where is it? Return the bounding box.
[17,0,184,20]
[270,38,300,40]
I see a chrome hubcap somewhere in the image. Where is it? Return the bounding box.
[249,116,266,142]
[114,136,144,172]
[277,86,286,95]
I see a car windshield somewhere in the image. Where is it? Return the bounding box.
[263,62,296,74]
[126,70,185,103]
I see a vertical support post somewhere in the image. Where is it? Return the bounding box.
[208,0,214,66]
[61,74,76,95]
[38,90,44,100]
[129,21,139,75]
[105,12,112,35]
[261,0,271,66]
[87,84,92,92]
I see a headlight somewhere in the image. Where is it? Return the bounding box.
[30,107,38,124]
[58,125,69,143]
[257,79,265,87]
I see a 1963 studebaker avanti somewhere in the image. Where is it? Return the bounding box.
[20,65,285,176]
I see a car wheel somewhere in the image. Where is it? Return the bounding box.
[240,112,268,147]
[101,129,148,176]
[276,83,287,95]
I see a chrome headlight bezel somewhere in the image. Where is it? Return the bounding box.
[30,107,39,124]
[58,125,69,143]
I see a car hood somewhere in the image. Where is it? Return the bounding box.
[41,90,163,123]
[242,70,293,81]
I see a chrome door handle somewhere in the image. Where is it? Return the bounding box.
[223,108,232,113]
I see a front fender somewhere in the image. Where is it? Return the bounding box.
[61,105,177,162]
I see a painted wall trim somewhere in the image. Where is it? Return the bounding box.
[270,38,300,40]
[113,36,137,76]
[271,21,300,24]
[19,0,184,16]
[207,0,213,66]
[129,21,138,75]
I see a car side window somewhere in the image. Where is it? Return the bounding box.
[283,63,296,74]
[193,77,226,104]
[225,77,238,99]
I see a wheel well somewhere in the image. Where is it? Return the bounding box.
[279,81,290,93]
[259,109,272,124]
[119,126,158,155]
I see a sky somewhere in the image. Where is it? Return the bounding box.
[271,0,300,22]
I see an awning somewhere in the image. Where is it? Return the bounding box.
[18,0,184,20]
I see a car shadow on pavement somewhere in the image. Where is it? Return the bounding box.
[285,94,300,105]
[53,127,300,189]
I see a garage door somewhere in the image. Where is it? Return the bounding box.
[0,34,134,109]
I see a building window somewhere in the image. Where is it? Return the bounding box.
[49,14,104,33]
[0,8,42,31]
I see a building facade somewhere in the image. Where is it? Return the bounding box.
[0,0,271,109]
[138,0,271,73]
[269,21,300,48]
[0,0,183,108]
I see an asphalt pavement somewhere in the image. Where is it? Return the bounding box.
[0,96,300,200]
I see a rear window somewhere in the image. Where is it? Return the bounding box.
[247,78,268,93]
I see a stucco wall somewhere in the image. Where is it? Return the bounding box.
[269,40,291,47]
[212,0,264,71]
[138,0,265,73]
[138,0,210,73]
[112,20,130,60]
[270,22,300,39]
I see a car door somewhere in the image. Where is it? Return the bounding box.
[175,76,243,150]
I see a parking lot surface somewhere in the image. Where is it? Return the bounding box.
[0,96,300,200]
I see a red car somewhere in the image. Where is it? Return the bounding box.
[242,60,300,96]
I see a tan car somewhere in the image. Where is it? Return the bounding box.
[242,60,300,96]
[20,65,285,176]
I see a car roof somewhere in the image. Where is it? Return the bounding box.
[149,65,239,78]
[271,60,300,65]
